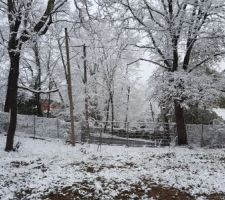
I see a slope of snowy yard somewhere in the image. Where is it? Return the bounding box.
[0,133,225,200]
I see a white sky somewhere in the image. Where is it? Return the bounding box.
[138,57,225,84]
[136,50,158,83]
[138,61,157,83]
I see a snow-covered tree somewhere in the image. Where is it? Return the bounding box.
[68,19,141,131]
[100,0,225,145]
[0,0,67,151]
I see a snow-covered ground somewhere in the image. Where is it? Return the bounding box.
[0,133,225,200]
[213,108,225,121]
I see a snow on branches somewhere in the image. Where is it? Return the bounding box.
[149,69,225,110]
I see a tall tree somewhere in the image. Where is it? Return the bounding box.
[0,0,67,151]
[57,28,76,146]
[101,0,225,145]
[33,42,43,117]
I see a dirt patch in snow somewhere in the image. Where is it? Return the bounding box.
[15,182,225,200]
[207,194,225,200]
[1,135,225,200]
[116,182,195,200]
[43,180,225,200]
[44,182,195,200]
[43,184,225,200]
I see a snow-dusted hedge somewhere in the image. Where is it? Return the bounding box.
[0,112,69,139]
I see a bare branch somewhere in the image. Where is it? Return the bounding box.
[18,86,59,94]
[127,58,170,70]
[189,52,225,72]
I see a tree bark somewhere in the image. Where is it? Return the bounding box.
[47,93,51,118]
[110,92,114,135]
[83,44,90,141]
[4,92,10,112]
[4,53,19,112]
[35,93,43,117]
[124,87,130,129]
[65,28,75,146]
[174,100,187,145]
[33,42,43,117]
[103,99,110,133]
[149,102,155,122]
[5,53,20,151]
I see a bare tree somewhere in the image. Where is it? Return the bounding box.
[1,0,67,151]
[58,28,76,146]
[33,42,43,117]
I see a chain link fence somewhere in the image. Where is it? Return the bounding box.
[0,112,69,139]
[81,121,225,148]
[1,111,225,147]
[187,124,225,148]
[80,121,177,147]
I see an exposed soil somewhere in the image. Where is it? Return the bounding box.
[44,181,225,200]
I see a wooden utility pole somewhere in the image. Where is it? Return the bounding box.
[83,44,90,141]
[65,28,75,146]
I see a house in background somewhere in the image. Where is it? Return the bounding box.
[41,99,65,116]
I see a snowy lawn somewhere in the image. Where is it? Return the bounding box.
[0,134,225,200]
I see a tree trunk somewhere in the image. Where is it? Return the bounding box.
[65,28,75,146]
[5,53,20,151]
[4,92,10,112]
[83,44,90,141]
[4,56,19,112]
[84,88,90,140]
[174,100,187,145]
[34,73,43,117]
[103,99,110,133]
[35,93,43,117]
[124,87,130,130]
[110,92,114,135]
[47,93,51,118]
[46,51,52,118]
[149,102,155,122]
[33,42,43,117]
